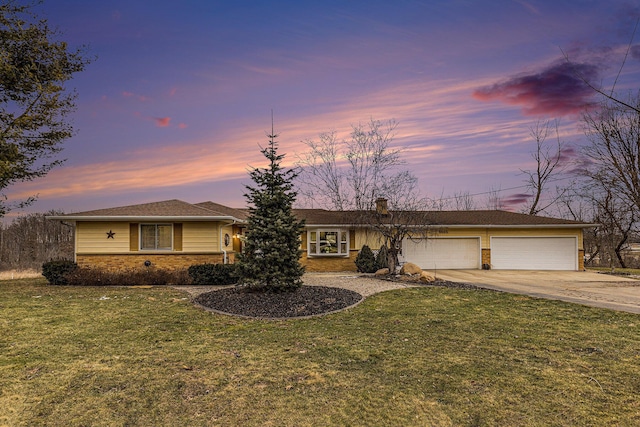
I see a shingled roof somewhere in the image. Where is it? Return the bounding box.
[48,200,593,228]
[48,199,245,221]
[195,201,248,221]
[402,210,589,227]
[294,208,591,227]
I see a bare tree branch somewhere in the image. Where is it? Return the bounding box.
[521,119,568,215]
[297,118,415,211]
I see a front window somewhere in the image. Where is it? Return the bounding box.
[140,224,172,250]
[308,229,349,256]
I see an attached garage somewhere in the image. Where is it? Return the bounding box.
[403,237,480,270]
[491,237,577,270]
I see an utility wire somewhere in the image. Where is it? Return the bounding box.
[432,184,529,202]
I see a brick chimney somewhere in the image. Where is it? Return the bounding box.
[375,197,388,215]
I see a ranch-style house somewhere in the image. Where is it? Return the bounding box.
[48,198,594,272]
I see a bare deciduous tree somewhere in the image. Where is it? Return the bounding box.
[593,190,636,269]
[360,197,433,273]
[521,119,568,215]
[297,118,431,271]
[567,185,637,268]
[581,96,640,213]
[0,211,74,270]
[297,118,418,211]
[485,185,505,210]
[427,189,477,211]
[451,190,476,211]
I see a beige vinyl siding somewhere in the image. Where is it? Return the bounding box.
[77,222,131,253]
[354,229,385,250]
[182,222,219,252]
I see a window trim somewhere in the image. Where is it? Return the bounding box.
[139,223,173,251]
[307,229,349,257]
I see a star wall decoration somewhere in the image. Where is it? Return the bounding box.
[106,230,116,239]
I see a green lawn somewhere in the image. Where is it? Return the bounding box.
[1,278,639,426]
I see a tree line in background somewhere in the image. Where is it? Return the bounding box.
[0,211,73,270]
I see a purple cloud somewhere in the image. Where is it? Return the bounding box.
[566,155,595,176]
[558,146,577,163]
[501,193,532,208]
[473,62,600,116]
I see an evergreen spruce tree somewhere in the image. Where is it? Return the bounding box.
[376,245,390,271]
[354,245,377,273]
[237,131,305,292]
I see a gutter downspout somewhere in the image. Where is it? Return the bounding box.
[220,226,227,264]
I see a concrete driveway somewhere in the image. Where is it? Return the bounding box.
[433,270,640,314]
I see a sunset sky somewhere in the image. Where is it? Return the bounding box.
[6,0,640,217]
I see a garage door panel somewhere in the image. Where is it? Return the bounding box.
[403,238,480,269]
[491,237,576,270]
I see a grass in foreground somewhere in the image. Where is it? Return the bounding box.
[587,266,640,276]
[1,278,639,426]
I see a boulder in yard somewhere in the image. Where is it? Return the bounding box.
[375,268,390,276]
[419,271,435,283]
[400,262,422,275]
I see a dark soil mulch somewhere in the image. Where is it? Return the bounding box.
[424,280,483,290]
[194,286,363,318]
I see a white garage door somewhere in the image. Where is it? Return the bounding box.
[491,237,577,270]
[403,238,480,270]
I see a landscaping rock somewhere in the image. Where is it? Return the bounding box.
[400,262,422,275]
[375,268,390,276]
[420,271,435,282]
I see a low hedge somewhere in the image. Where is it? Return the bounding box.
[42,260,78,285]
[65,267,191,286]
[188,263,239,285]
[43,261,240,286]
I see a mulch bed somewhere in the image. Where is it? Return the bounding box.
[194,279,484,318]
[194,285,363,319]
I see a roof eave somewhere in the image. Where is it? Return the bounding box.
[304,222,597,228]
[46,215,245,223]
[438,223,599,229]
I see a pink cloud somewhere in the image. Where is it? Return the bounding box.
[132,113,175,128]
[6,141,261,202]
[178,122,188,129]
[155,117,171,127]
[473,62,600,117]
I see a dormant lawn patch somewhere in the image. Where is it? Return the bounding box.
[1,277,639,426]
